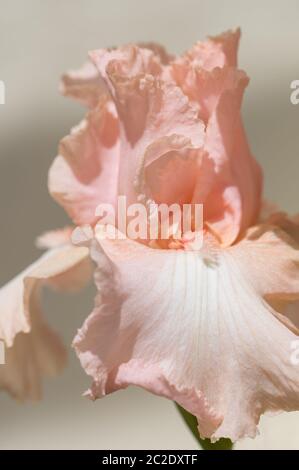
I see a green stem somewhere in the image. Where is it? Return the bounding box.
[175,403,233,450]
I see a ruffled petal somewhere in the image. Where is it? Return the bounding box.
[73,224,299,442]
[90,45,163,89]
[48,97,120,225]
[91,46,205,207]
[0,229,92,399]
[173,66,262,245]
[60,61,107,108]
[55,31,260,246]
[137,42,174,65]
[182,28,240,71]
[253,212,299,333]
[0,293,66,400]
[170,30,262,246]
[202,70,262,245]
[208,28,241,67]
[173,67,262,246]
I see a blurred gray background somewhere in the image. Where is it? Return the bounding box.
[0,0,299,450]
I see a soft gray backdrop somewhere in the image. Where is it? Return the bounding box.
[0,0,299,449]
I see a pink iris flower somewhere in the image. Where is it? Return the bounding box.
[1,29,299,443]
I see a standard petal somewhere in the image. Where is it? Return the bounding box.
[90,45,163,91]
[91,46,205,207]
[171,31,262,246]
[208,28,241,67]
[137,42,174,65]
[182,28,240,71]
[48,97,120,225]
[60,61,107,108]
[74,225,299,442]
[0,230,92,399]
[194,69,262,246]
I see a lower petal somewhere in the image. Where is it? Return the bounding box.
[0,229,92,399]
[74,225,299,442]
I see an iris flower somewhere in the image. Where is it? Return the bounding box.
[1,29,299,446]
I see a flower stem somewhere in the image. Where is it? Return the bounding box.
[175,403,233,450]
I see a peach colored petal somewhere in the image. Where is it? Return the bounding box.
[0,242,91,346]
[73,224,299,442]
[250,213,299,334]
[172,64,262,245]
[184,71,260,246]
[172,63,245,124]
[48,97,120,225]
[0,295,66,401]
[90,46,164,146]
[0,229,92,399]
[54,31,260,247]
[60,61,107,108]
[91,46,205,207]
[208,28,241,67]
[144,146,201,206]
[182,28,240,71]
[170,30,262,246]
[137,42,174,65]
[264,211,299,245]
[90,45,163,88]
[36,226,74,249]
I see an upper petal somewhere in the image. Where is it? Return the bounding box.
[90,46,205,207]
[56,31,260,248]
[60,61,107,108]
[48,97,120,225]
[171,30,262,246]
[181,28,240,71]
[184,69,262,246]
